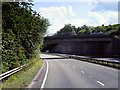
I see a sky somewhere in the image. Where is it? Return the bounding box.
[32,0,119,35]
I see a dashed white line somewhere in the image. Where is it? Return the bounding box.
[41,60,49,88]
[73,66,75,68]
[81,71,84,73]
[97,81,105,86]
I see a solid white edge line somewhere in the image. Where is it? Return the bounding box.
[41,60,49,88]
[97,81,105,86]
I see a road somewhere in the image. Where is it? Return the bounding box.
[39,54,119,88]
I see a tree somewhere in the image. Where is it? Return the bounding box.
[76,27,81,34]
[2,2,50,73]
[77,25,91,35]
[54,24,76,36]
[54,23,120,38]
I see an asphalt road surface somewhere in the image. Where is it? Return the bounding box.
[39,54,119,88]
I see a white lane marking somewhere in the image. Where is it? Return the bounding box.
[97,81,105,86]
[73,66,75,68]
[41,60,49,88]
[81,71,84,73]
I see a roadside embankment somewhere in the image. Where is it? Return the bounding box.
[1,58,42,89]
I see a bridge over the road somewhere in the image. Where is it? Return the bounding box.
[43,35,120,57]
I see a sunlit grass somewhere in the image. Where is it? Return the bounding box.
[2,57,42,89]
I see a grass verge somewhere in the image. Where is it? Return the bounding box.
[2,58,42,89]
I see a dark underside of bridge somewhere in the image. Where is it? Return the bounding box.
[43,35,120,57]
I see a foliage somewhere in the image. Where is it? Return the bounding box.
[54,24,76,36]
[2,2,49,73]
[54,24,120,38]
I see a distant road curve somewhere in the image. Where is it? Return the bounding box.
[39,54,119,89]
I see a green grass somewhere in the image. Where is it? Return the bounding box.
[2,58,43,89]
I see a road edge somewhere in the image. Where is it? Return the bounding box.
[41,60,49,88]
[26,60,45,88]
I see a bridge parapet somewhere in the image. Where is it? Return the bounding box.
[43,35,117,57]
[44,35,113,44]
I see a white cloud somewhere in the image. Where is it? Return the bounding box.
[87,1,118,26]
[38,5,118,35]
[88,11,118,26]
[88,0,99,10]
[68,6,76,16]
[39,6,76,20]
[34,0,119,2]
[46,23,64,35]
[65,18,88,27]
[39,6,77,35]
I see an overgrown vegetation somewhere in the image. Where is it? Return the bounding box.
[54,24,120,38]
[2,2,50,73]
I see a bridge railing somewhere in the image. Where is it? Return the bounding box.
[44,35,113,40]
